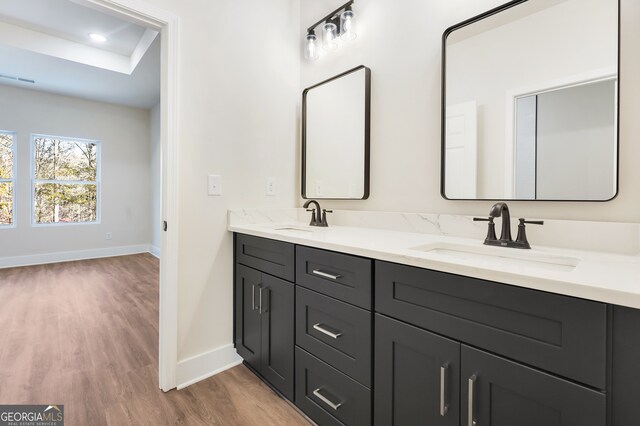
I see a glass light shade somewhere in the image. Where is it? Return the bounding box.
[340,10,357,41]
[305,33,319,60]
[323,22,339,51]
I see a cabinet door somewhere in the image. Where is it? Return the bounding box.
[461,345,606,426]
[234,264,262,368]
[261,273,295,400]
[375,314,460,426]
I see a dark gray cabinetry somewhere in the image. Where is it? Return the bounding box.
[296,246,372,309]
[295,246,373,426]
[611,306,640,426]
[376,260,607,389]
[296,286,372,387]
[235,264,262,368]
[461,346,605,426]
[260,273,295,399]
[375,260,609,426]
[374,314,460,426]
[296,347,371,426]
[234,240,295,400]
[233,233,640,426]
[236,233,295,281]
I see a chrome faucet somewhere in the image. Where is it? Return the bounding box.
[474,202,543,249]
[303,200,332,227]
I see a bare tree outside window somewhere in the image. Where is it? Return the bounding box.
[33,136,99,224]
[0,132,15,226]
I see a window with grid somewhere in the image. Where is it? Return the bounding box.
[0,131,16,227]
[32,135,100,225]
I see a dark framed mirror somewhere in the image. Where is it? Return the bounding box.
[302,65,371,200]
[441,0,620,201]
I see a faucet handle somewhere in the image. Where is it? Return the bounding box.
[515,218,544,249]
[320,209,333,227]
[474,217,497,243]
[473,217,491,222]
[306,209,318,226]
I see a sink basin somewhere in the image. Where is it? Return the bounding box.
[410,242,580,272]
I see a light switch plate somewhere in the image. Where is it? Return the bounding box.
[208,174,222,196]
[266,178,276,196]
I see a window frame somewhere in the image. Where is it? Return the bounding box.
[30,134,102,227]
[0,130,17,228]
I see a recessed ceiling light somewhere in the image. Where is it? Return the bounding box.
[89,33,108,43]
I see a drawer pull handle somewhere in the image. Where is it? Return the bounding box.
[440,363,449,416]
[468,374,477,426]
[312,269,341,280]
[313,388,343,411]
[313,323,343,339]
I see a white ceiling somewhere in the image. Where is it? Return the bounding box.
[0,0,160,109]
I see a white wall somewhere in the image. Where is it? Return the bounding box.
[143,0,300,361]
[0,84,151,258]
[150,102,161,255]
[299,0,640,223]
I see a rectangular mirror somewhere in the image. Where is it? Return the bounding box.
[302,65,371,200]
[442,0,619,201]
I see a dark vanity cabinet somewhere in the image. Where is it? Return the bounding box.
[374,261,607,426]
[234,234,295,400]
[375,315,460,426]
[233,233,640,426]
[460,346,605,426]
[294,246,373,426]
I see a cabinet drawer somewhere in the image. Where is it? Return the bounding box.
[235,234,294,281]
[375,261,607,389]
[296,246,372,309]
[461,346,605,426]
[295,347,371,426]
[296,287,372,387]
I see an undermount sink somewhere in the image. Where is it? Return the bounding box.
[410,242,580,272]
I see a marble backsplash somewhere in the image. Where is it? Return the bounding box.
[228,208,640,256]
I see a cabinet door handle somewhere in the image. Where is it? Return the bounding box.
[258,286,263,314]
[312,269,341,280]
[313,323,343,339]
[440,363,449,416]
[468,374,477,426]
[313,388,343,411]
[252,285,258,311]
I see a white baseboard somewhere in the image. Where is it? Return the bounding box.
[0,244,153,269]
[176,344,243,390]
[149,245,161,258]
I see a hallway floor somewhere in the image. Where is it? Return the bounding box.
[0,254,308,425]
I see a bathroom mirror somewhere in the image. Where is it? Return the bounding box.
[302,65,371,199]
[442,0,619,201]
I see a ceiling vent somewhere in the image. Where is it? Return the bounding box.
[0,74,35,84]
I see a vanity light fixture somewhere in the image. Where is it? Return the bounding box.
[305,0,357,61]
[305,31,320,60]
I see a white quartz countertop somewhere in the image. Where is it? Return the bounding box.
[228,219,640,309]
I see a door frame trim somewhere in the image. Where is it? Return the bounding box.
[71,0,180,391]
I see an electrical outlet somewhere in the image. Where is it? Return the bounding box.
[266,178,276,196]
[208,174,222,196]
[105,232,112,240]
